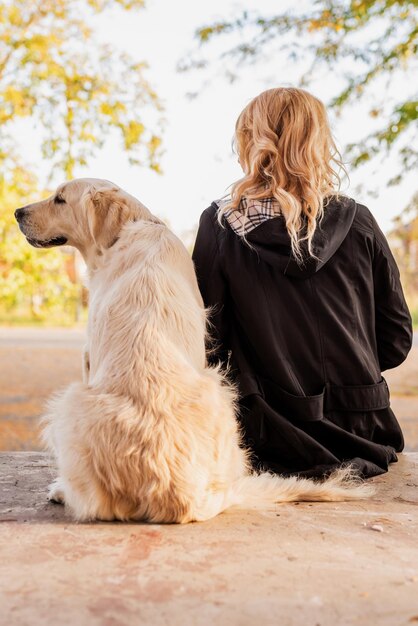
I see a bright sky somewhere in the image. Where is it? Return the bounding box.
[32,0,418,238]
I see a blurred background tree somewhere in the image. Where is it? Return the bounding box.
[0,170,79,323]
[0,0,162,324]
[389,192,418,324]
[187,0,418,184]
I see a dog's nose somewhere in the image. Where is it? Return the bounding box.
[14,208,26,222]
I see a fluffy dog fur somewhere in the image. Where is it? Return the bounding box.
[15,178,373,522]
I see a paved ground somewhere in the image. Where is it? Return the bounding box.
[0,327,84,450]
[0,451,417,626]
[0,327,417,451]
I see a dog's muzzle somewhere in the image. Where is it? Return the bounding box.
[14,207,68,248]
[26,236,68,248]
[14,207,26,222]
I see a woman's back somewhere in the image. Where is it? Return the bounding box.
[192,87,412,478]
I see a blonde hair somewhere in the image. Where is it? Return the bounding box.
[220,87,346,260]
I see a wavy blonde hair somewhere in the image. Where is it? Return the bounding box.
[220,87,346,259]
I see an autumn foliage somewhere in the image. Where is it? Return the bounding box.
[0,0,162,323]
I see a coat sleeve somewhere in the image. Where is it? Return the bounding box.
[192,205,230,367]
[372,218,413,371]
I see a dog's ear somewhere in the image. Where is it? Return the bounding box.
[82,185,124,250]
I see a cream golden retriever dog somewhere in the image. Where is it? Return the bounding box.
[15,178,372,522]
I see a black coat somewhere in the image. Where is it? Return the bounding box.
[192,196,413,478]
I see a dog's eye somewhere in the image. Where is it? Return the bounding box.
[54,196,66,204]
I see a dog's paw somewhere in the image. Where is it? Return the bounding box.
[47,480,65,505]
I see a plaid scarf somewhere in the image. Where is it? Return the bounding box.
[218,197,282,236]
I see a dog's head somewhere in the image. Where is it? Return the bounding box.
[15,178,156,261]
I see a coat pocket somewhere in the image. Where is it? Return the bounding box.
[236,372,390,423]
[258,375,325,422]
[325,378,390,412]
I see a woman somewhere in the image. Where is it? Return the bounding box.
[192,87,413,479]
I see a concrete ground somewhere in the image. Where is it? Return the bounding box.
[0,452,418,626]
[1,327,417,451]
[0,327,84,450]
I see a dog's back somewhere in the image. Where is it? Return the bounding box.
[44,220,249,521]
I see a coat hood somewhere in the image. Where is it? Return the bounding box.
[226,196,357,279]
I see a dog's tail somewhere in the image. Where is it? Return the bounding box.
[227,466,373,508]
